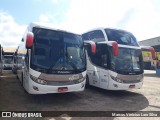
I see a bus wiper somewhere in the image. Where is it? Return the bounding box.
[47,49,64,73]
[47,64,54,73]
[65,46,79,71]
[66,57,78,71]
[65,52,78,71]
[47,60,62,73]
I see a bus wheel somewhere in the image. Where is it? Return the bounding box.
[85,75,90,88]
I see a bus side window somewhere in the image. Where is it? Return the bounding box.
[89,46,102,67]
[102,54,108,68]
[82,33,90,41]
[90,30,105,42]
[25,50,29,69]
[17,56,22,68]
[86,45,92,56]
[101,44,108,69]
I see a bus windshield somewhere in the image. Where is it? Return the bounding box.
[110,47,143,75]
[4,56,13,64]
[31,28,86,74]
[3,55,13,69]
[105,29,139,46]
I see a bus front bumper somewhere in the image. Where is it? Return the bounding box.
[27,80,86,94]
[108,81,143,90]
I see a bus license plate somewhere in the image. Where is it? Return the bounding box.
[129,85,135,89]
[58,87,68,92]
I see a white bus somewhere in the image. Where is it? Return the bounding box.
[3,54,13,70]
[16,23,95,94]
[82,28,155,90]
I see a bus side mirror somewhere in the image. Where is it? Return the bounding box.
[26,32,34,49]
[149,47,156,59]
[84,41,96,54]
[112,41,118,56]
[141,46,156,60]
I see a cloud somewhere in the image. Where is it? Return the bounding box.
[50,0,59,4]
[0,10,27,47]
[38,13,59,23]
[34,0,59,3]
[122,0,160,41]
[1,0,160,48]
[39,14,52,22]
[55,0,160,41]
[56,0,139,33]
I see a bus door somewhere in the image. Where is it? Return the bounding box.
[88,67,100,87]
[99,53,109,89]
[86,44,102,87]
[99,68,109,89]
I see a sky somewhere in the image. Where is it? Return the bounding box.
[0,0,160,47]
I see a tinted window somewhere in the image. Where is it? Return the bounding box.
[82,33,89,41]
[87,44,109,69]
[110,47,143,74]
[3,56,13,64]
[105,29,139,46]
[31,27,86,73]
[90,30,105,42]
[82,30,105,42]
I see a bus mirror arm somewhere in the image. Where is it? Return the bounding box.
[106,41,119,56]
[26,32,34,49]
[149,47,156,59]
[141,46,156,59]
[112,41,118,56]
[84,41,96,54]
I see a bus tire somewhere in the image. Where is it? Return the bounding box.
[85,75,90,88]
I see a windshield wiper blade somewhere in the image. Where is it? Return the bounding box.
[69,60,77,71]
[47,59,63,73]
[65,46,79,71]
[67,58,78,71]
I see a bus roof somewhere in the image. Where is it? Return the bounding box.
[82,27,132,34]
[28,22,79,35]
[98,41,141,49]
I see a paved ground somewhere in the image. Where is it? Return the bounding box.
[0,70,160,120]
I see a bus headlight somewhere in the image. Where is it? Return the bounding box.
[30,74,47,85]
[116,78,123,83]
[69,75,80,81]
[68,75,86,83]
[110,75,123,83]
[78,76,86,83]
